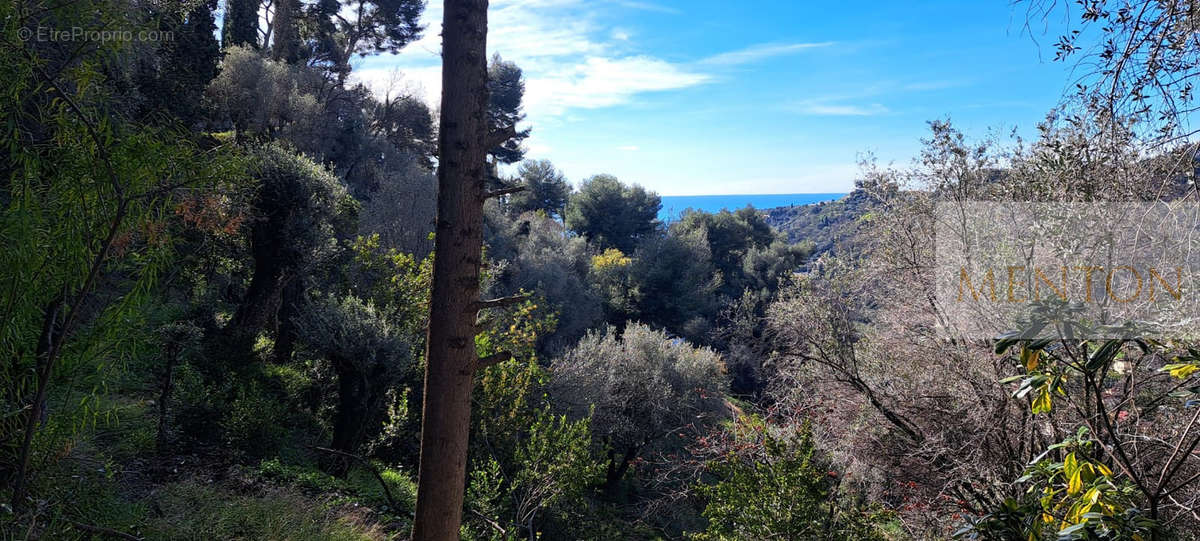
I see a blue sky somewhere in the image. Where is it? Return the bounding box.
[352,0,1075,195]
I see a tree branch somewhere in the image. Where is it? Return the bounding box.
[470,293,531,312]
[476,351,512,370]
[310,446,399,511]
[486,124,517,148]
[482,185,526,200]
[469,508,507,536]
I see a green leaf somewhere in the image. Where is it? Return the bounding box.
[1086,340,1122,371]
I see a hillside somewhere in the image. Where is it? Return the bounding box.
[763,189,876,261]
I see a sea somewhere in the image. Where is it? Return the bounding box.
[658,193,846,223]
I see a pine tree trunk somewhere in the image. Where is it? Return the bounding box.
[411,1,491,539]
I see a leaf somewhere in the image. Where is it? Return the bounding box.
[1058,522,1089,536]
[996,336,1020,355]
[1032,386,1053,414]
[1162,363,1199,380]
[1022,346,1041,371]
[1086,340,1122,371]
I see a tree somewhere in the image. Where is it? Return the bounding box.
[270,0,301,62]
[222,0,259,49]
[485,211,603,355]
[2,4,239,504]
[1022,0,1200,145]
[627,229,721,341]
[565,174,662,254]
[550,323,728,491]
[508,159,570,219]
[223,143,351,355]
[292,294,413,475]
[412,0,519,538]
[370,90,437,167]
[132,0,222,125]
[487,54,531,165]
[309,0,425,83]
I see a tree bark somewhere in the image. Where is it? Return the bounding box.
[325,356,371,476]
[411,0,491,539]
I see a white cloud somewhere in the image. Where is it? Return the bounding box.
[609,1,681,14]
[701,41,835,66]
[358,0,713,122]
[357,1,842,127]
[525,56,710,117]
[790,101,890,116]
[618,145,640,151]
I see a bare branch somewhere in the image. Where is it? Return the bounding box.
[470,293,531,312]
[483,185,526,200]
[476,351,512,370]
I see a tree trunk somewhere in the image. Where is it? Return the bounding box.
[226,225,288,353]
[411,1,491,539]
[271,279,302,364]
[325,357,370,476]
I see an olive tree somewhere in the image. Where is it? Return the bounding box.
[550,323,728,490]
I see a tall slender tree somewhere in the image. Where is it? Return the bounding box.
[222,0,259,49]
[412,0,519,538]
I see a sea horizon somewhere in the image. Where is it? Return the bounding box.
[658,192,847,223]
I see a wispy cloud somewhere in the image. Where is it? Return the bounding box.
[526,57,709,117]
[609,0,681,14]
[701,41,836,66]
[617,145,640,151]
[790,101,890,116]
[355,3,846,124]
[356,0,709,121]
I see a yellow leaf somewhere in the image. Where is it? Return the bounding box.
[1032,387,1053,414]
[1022,347,1041,371]
[1068,471,1082,495]
[1168,363,1199,379]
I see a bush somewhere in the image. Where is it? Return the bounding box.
[690,417,892,541]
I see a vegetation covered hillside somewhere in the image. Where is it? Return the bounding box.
[763,188,878,262]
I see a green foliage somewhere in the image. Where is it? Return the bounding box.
[626,229,722,340]
[565,174,662,254]
[224,381,290,458]
[1,0,242,502]
[467,302,603,539]
[690,417,891,541]
[508,160,570,218]
[257,457,418,513]
[487,55,531,164]
[349,233,434,343]
[142,481,383,540]
[960,430,1152,540]
[962,303,1190,540]
[484,210,602,354]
